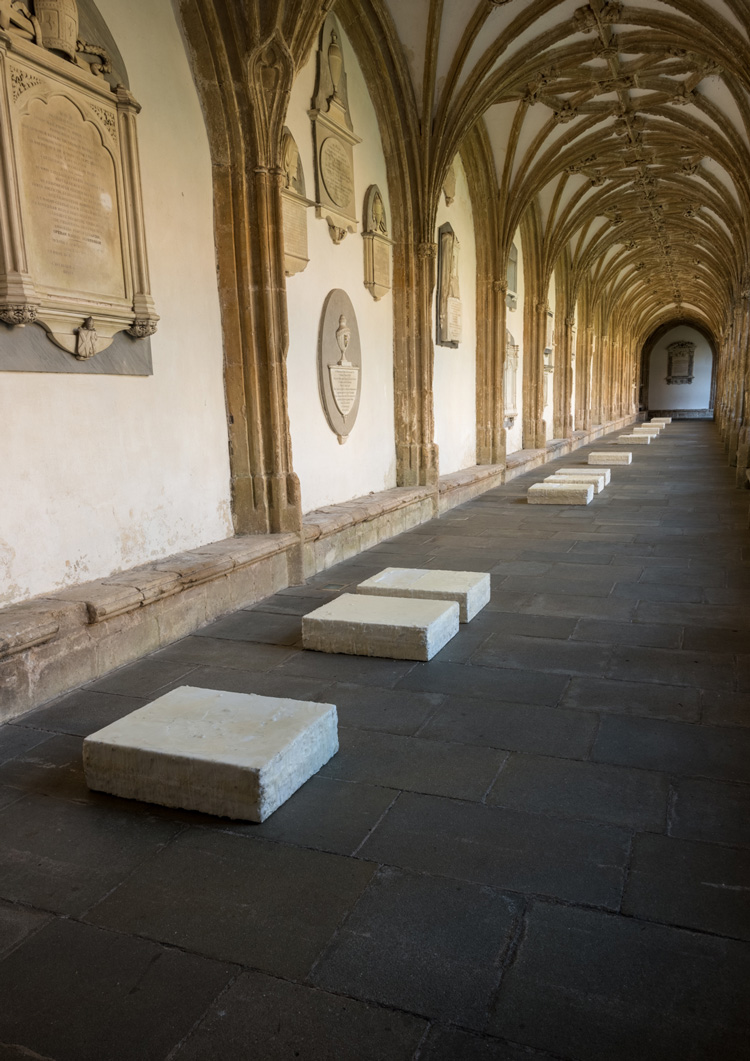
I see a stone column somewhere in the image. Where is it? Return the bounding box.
[523,299,546,448]
[395,240,439,486]
[477,278,507,465]
[553,314,574,439]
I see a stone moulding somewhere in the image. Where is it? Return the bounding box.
[0,23,158,360]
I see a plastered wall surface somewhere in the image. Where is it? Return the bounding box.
[285,29,397,514]
[544,272,556,439]
[432,156,478,475]
[505,229,525,454]
[648,325,714,410]
[0,0,232,606]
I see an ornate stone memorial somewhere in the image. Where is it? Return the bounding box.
[437,222,462,347]
[309,14,360,244]
[318,289,362,444]
[442,163,456,206]
[361,184,391,301]
[666,340,695,384]
[280,127,312,277]
[0,0,158,360]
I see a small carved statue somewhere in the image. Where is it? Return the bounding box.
[335,314,351,364]
[75,316,99,360]
[328,29,343,103]
[371,192,386,234]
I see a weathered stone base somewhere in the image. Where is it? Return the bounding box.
[528,482,594,505]
[356,567,490,622]
[302,594,459,661]
[83,685,338,822]
[617,434,651,444]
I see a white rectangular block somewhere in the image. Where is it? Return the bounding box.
[302,593,459,661]
[356,567,490,622]
[83,686,338,822]
[545,473,606,494]
[527,482,593,505]
[651,417,671,424]
[589,451,631,464]
[632,426,660,435]
[553,466,612,485]
[617,434,651,444]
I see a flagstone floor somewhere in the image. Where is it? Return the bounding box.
[0,420,748,1060]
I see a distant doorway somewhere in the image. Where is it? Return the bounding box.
[639,321,716,418]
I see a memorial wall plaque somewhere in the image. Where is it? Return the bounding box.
[362,184,391,301]
[281,127,313,277]
[318,289,362,444]
[309,14,360,244]
[666,340,695,384]
[436,222,462,347]
[0,1,158,361]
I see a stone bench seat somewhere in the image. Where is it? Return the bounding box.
[616,434,651,444]
[302,593,459,661]
[83,686,338,822]
[589,451,632,464]
[356,567,490,622]
[527,482,594,505]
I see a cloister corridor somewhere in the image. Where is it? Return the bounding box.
[0,420,747,1061]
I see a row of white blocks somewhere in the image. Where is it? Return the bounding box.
[85,566,493,821]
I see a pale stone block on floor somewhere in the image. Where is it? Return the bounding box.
[527,482,593,505]
[616,434,651,444]
[83,685,338,822]
[545,473,606,494]
[356,567,490,622]
[589,451,631,464]
[302,593,459,661]
[651,417,672,424]
[554,467,611,484]
[632,426,660,435]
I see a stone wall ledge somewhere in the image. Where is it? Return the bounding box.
[0,533,298,722]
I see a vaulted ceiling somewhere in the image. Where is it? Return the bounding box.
[383,0,750,342]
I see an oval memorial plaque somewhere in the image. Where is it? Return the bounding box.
[319,136,354,209]
[317,289,362,444]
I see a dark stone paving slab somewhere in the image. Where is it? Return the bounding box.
[358,791,629,908]
[0,918,236,1061]
[397,661,569,705]
[0,792,182,915]
[320,727,506,801]
[311,866,520,1030]
[226,775,397,856]
[0,724,52,765]
[172,968,427,1061]
[417,696,598,759]
[571,618,683,648]
[489,901,750,1061]
[471,633,612,677]
[623,833,750,939]
[593,715,750,782]
[89,658,198,697]
[671,778,750,847]
[151,635,297,671]
[606,643,736,691]
[561,676,701,721]
[87,829,375,977]
[419,1026,555,1061]
[0,899,49,959]
[194,609,302,645]
[486,754,669,831]
[15,689,150,737]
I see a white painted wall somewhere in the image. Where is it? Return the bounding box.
[0,0,232,606]
[543,272,556,439]
[648,325,714,410]
[505,229,524,454]
[432,156,477,474]
[285,28,396,513]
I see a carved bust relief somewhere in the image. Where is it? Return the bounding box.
[0,0,158,365]
[362,184,391,301]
